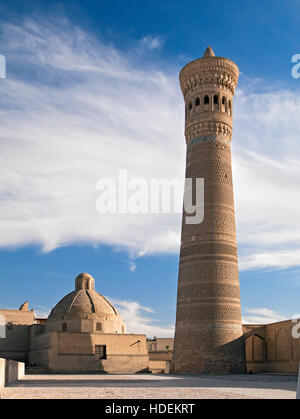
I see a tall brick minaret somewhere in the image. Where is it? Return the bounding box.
[172,47,246,374]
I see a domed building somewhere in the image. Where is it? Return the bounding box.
[0,273,149,374]
[46,273,126,335]
[1,273,300,374]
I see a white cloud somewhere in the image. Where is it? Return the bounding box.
[239,249,300,271]
[140,36,162,50]
[9,298,174,337]
[129,262,137,272]
[0,16,184,255]
[242,307,287,324]
[31,305,51,318]
[109,297,174,337]
[1,15,300,271]
[233,87,300,270]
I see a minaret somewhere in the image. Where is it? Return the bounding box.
[172,47,246,374]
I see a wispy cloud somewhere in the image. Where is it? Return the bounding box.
[129,262,137,272]
[31,304,51,318]
[239,249,300,271]
[1,15,300,271]
[0,16,184,255]
[233,88,300,270]
[109,297,174,337]
[140,36,163,50]
[242,307,287,324]
[8,297,174,337]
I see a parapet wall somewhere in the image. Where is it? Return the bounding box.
[0,308,35,363]
[31,332,150,373]
[0,358,25,393]
[5,359,25,383]
[0,358,5,389]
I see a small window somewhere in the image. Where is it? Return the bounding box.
[188,102,192,111]
[204,95,209,104]
[213,94,219,110]
[228,100,232,116]
[95,345,107,360]
[195,97,200,107]
[221,96,227,112]
[96,322,102,332]
[62,322,68,332]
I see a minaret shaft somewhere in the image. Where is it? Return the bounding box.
[172,48,246,374]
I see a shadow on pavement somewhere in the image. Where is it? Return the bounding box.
[9,374,297,392]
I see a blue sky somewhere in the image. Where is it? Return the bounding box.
[0,0,300,336]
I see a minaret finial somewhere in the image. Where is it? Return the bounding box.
[203,46,215,58]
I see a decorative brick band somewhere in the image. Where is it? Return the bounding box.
[185,121,232,143]
[178,283,241,299]
[180,59,239,97]
[188,135,231,147]
[173,48,245,374]
[176,304,242,322]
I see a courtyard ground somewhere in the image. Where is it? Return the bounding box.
[0,373,297,399]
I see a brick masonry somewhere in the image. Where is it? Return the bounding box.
[172,47,246,374]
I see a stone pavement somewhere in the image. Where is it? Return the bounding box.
[0,373,297,399]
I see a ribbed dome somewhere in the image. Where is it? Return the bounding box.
[47,273,119,321]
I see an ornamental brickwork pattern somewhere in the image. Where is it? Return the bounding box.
[172,47,246,374]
